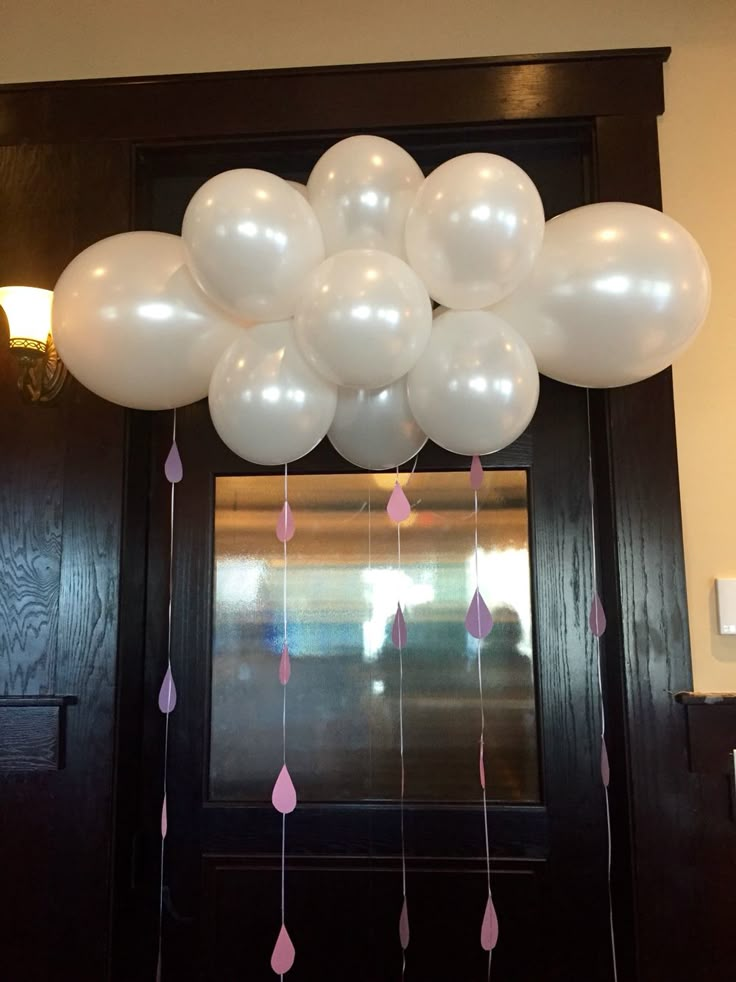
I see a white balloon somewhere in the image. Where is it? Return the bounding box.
[407,310,539,456]
[404,153,545,309]
[208,320,337,466]
[182,169,324,322]
[307,135,424,257]
[287,180,309,199]
[328,377,427,470]
[52,231,250,411]
[494,202,711,388]
[294,249,432,389]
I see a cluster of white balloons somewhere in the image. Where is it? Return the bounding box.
[52,135,711,469]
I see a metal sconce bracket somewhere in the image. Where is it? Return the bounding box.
[10,335,68,404]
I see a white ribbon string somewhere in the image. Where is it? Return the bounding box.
[157,408,177,981]
[474,486,493,981]
[586,391,618,982]
[281,463,289,982]
[396,470,407,978]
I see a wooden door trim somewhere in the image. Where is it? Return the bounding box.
[0,48,669,146]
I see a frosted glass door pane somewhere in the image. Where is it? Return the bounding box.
[210,471,538,803]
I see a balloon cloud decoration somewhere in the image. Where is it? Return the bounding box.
[51,136,711,465]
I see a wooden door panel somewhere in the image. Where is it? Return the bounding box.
[147,368,610,980]
[203,858,544,982]
[0,140,131,981]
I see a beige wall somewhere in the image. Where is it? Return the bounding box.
[2,0,735,689]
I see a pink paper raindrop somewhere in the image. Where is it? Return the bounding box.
[601,737,610,788]
[480,895,499,951]
[272,764,297,814]
[158,665,177,714]
[589,592,607,637]
[399,896,410,950]
[392,604,407,649]
[470,455,484,491]
[161,795,168,839]
[479,738,486,791]
[279,643,291,685]
[276,501,295,542]
[387,481,411,523]
[465,589,493,639]
[271,923,296,975]
[164,440,183,484]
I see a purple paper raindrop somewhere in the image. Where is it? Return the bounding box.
[279,643,291,685]
[480,895,499,951]
[164,440,183,484]
[271,923,296,975]
[399,896,410,950]
[161,795,168,839]
[601,737,610,788]
[158,665,177,714]
[387,481,411,523]
[589,592,607,638]
[276,501,295,542]
[465,589,493,639]
[392,604,407,649]
[272,764,297,814]
[470,455,484,491]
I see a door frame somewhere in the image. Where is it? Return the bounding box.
[1,48,693,981]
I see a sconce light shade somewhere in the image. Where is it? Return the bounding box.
[0,286,67,403]
[0,285,54,353]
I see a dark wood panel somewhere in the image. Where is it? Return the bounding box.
[601,368,698,981]
[590,113,703,981]
[0,49,669,146]
[109,410,153,980]
[594,115,663,209]
[203,856,544,982]
[0,366,63,695]
[682,704,736,774]
[0,139,132,982]
[49,377,129,980]
[0,703,62,770]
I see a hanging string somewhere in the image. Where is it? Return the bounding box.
[272,463,296,978]
[157,410,183,981]
[398,514,408,976]
[586,391,618,982]
[387,469,411,974]
[476,492,492,982]
[466,457,497,976]
[281,466,287,979]
[368,487,372,575]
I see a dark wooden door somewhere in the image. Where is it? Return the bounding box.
[127,127,613,982]
[148,379,608,982]
[3,52,715,982]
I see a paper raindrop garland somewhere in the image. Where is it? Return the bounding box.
[586,392,618,982]
[466,455,498,975]
[387,473,411,975]
[156,409,182,980]
[271,464,297,977]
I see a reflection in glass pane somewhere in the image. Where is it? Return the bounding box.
[210,471,539,803]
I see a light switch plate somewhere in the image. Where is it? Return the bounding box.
[715,579,736,635]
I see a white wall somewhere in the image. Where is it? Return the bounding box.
[3,0,735,689]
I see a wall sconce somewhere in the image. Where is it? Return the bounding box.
[0,286,67,403]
